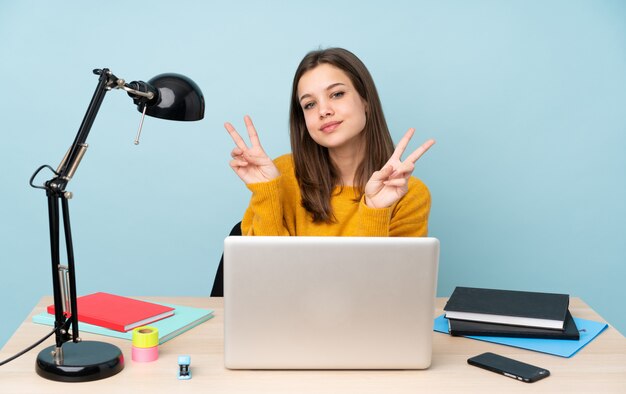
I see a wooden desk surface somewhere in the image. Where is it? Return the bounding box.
[1,297,625,393]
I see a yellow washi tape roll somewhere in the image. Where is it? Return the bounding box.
[132,326,159,348]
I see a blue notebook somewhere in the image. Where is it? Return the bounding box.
[33,302,213,345]
[433,314,608,358]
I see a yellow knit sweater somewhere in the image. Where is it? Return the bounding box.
[241,154,431,236]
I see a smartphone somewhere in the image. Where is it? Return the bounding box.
[467,352,550,383]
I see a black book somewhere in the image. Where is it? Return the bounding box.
[448,310,580,339]
[444,287,569,330]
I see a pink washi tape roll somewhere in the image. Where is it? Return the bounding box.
[131,345,159,362]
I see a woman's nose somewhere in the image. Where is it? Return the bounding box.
[318,100,333,118]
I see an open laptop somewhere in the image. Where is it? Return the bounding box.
[223,236,439,370]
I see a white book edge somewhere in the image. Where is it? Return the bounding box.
[124,310,176,331]
[444,311,564,330]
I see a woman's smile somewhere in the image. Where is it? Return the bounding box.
[320,120,343,133]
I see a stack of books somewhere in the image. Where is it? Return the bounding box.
[443,287,580,340]
[36,292,214,344]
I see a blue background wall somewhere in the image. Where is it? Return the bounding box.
[1,0,624,349]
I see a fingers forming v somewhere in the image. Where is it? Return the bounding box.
[386,128,435,178]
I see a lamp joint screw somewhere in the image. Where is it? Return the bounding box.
[64,192,73,199]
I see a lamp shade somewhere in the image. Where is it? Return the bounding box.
[142,73,205,121]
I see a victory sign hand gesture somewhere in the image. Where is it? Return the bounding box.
[224,115,280,184]
[364,128,435,208]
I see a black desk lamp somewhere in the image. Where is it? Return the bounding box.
[29,68,204,382]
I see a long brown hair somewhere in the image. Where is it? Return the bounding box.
[289,48,394,223]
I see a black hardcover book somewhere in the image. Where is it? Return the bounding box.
[448,310,579,339]
[444,287,569,330]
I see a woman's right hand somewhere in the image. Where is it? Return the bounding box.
[224,115,280,184]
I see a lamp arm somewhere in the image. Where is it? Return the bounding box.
[49,69,115,192]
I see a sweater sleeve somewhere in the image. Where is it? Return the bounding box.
[240,177,291,236]
[354,177,431,237]
[354,199,393,236]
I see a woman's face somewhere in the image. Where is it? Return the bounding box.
[297,64,367,153]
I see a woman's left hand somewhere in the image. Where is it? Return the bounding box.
[364,128,435,208]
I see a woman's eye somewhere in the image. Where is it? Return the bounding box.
[331,91,345,99]
[303,102,315,110]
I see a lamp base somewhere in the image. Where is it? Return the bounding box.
[36,340,124,382]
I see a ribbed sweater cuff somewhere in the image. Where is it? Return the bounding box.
[357,198,392,236]
[245,178,283,235]
[246,177,281,196]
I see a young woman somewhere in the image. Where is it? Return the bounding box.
[225,47,435,236]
